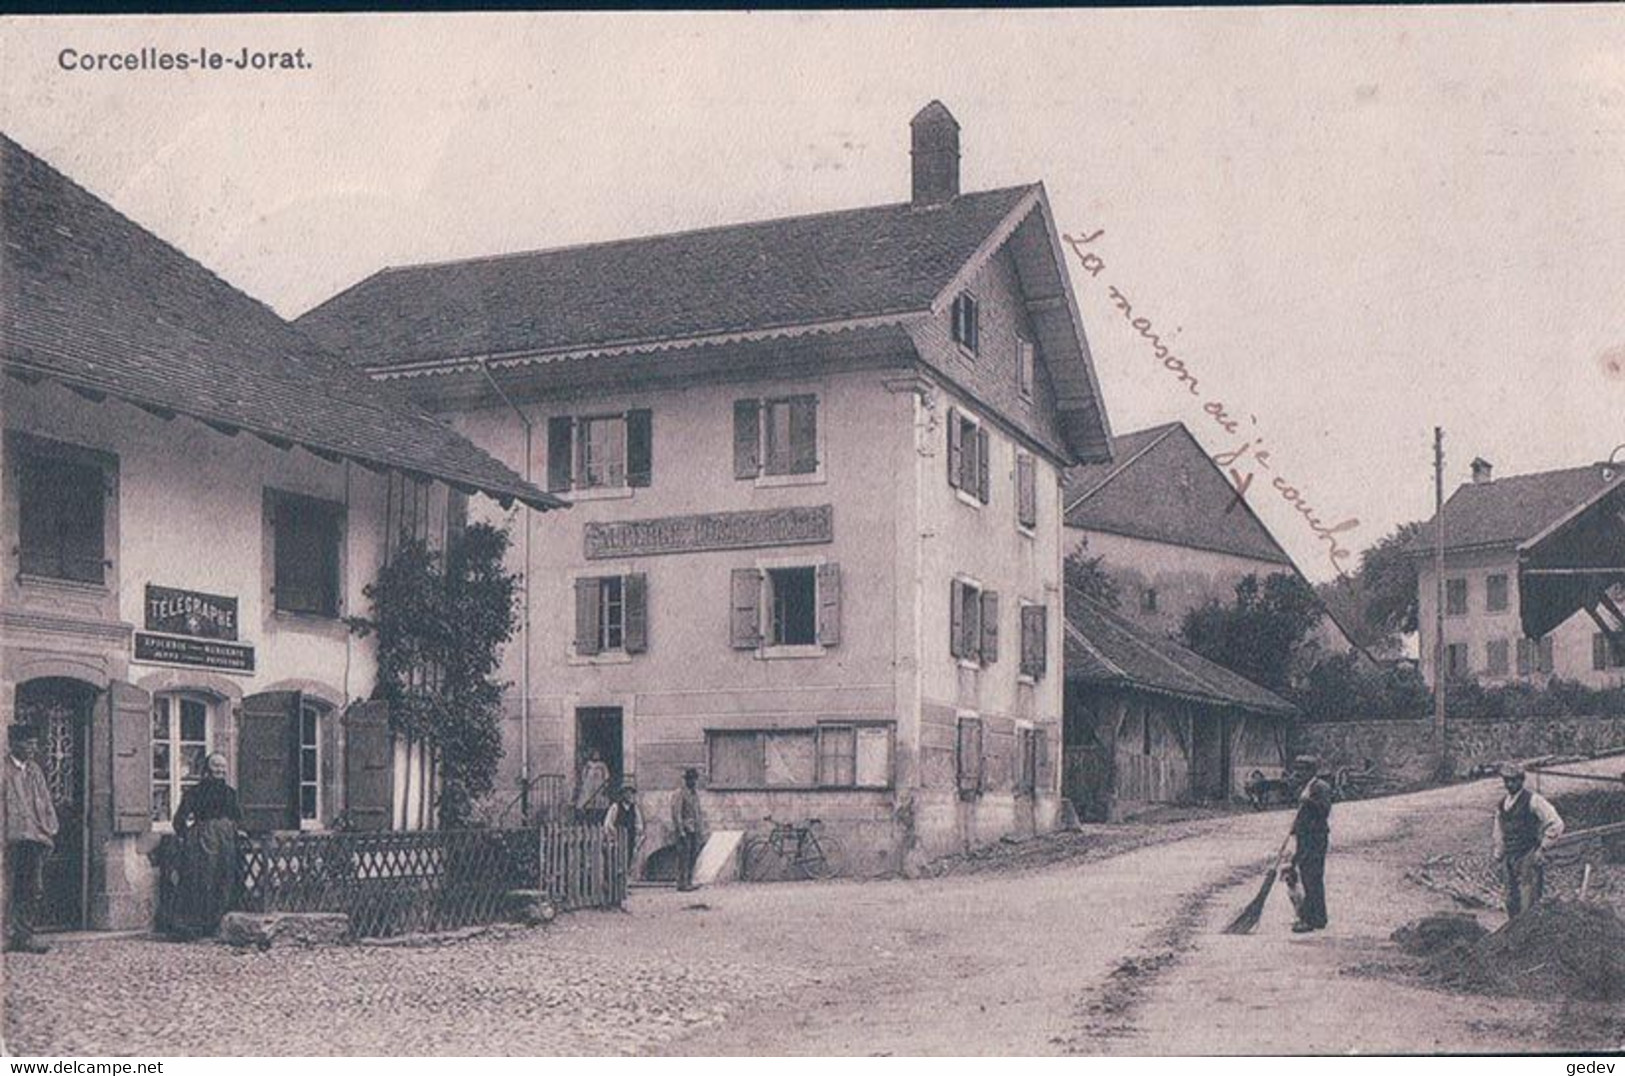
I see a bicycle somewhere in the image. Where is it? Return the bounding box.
[741,816,844,882]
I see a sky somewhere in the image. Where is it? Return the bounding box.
[5,9,1625,581]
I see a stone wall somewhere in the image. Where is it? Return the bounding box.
[1291,714,1625,786]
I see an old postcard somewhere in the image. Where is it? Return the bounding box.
[1,9,1623,1059]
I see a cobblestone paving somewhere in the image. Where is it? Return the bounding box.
[5,912,812,1056]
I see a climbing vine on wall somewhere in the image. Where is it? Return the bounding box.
[349,522,519,828]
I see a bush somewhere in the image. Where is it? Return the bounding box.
[1293,652,1431,722]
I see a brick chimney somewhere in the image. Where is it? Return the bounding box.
[1471,457,1493,484]
[911,100,960,207]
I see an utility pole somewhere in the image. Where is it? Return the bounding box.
[1434,427,1447,736]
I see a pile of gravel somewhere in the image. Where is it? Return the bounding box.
[1408,901,1625,1002]
[1391,912,1487,957]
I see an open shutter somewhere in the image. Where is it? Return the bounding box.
[343,700,392,832]
[946,408,963,489]
[1021,604,1048,679]
[1017,455,1037,528]
[624,573,649,654]
[977,427,991,504]
[733,399,762,479]
[239,691,299,833]
[980,590,999,664]
[108,680,152,835]
[730,568,763,648]
[574,577,602,656]
[817,562,842,647]
[626,409,653,488]
[950,579,965,659]
[789,396,819,473]
[1036,726,1053,791]
[546,416,574,493]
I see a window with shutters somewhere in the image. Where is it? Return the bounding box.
[1016,336,1035,399]
[733,394,822,484]
[1019,603,1049,681]
[151,693,215,827]
[706,722,893,790]
[1485,574,1510,614]
[573,572,648,659]
[950,578,999,667]
[956,715,984,798]
[298,699,326,827]
[1594,633,1625,671]
[545,409,652,495]
[945,408,992,506]
[1444,642,1470,679]
[15,437,110,585]
[733,562,841,656]
[1015,726,1038,795]
[1445,578,1468,617]
[951,293,980,355]
[270,490,344,618]
[1485,639,1510,676]
[1015,452,1038,531]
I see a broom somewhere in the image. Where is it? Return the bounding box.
[1221,827,1295,935]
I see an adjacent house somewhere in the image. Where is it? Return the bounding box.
[298,101,1115,872]
[1409,456,1625,688]
[1062,594,1296,819]
[0,135,560,931]
[1064,421,1362,655]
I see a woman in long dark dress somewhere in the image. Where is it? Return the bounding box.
[171,753,242,939]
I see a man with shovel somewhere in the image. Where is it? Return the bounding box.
[1492,762,1564,918]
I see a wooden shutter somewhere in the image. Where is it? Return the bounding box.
[733,399,762,479]
[626,409,653,487]
[239,691,299,833]
[624,573,649,654]
[946,408,963,489]
[980,590,999,664]
[108,680,152,835]
[1017,455,1037,528]
[343,700,392,832]
[730,568,763,648]
[1538,637,1554,673]
[1517,638,1533,676]
[949,579,965,659]
[1030,604,1048,679]
[546,416,574,492]
[574,577,602,656]
[977,427,991,504]
[789,396,818,473]
[1036,726,1053,791]
[1595,633,1608,671]
[817,562,842,647]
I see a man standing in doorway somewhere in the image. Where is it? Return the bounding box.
[1492,762,1564,918]
[575,749,611,822]
[671,768,705,892]
[4,725,58,953]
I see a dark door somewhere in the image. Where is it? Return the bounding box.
[1189,714,1225,802]
[574,707,624,791]
[15,678,96,932]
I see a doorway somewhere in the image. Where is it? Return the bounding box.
[15,678,97,932]
[574,706,624,805]
[1188,712,1229,802]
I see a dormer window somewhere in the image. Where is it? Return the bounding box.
[951,293,980,355]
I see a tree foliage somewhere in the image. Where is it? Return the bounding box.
[1290,650,1431,721]
[349,522,519,828]
[1356,521,1424,638]
[1179,573,1324,693]
[1064,540,1120,610]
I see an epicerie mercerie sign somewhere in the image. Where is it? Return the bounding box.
[134,584,254,674]
[584,504,834,560]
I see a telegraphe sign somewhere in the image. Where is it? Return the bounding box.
[584,504,834,559]
[144,584,239,640]
[133,632,256,673]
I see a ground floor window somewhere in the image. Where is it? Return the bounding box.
[956,716,985,797]
[707,723,893,790]
[299,698,324,826]
[152,693,213,824]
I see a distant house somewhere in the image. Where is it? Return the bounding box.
[1062,595,1295,819]
[1408,456,1625,689]
[1063,421,1362,655]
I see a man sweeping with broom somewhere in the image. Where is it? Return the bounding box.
[1286,765,1335,933]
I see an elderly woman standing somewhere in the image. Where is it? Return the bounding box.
[171,753,242,939]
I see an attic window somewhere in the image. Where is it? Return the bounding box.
[951,293,980,355]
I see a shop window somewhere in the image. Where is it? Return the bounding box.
[17,442,107,584]
[152,693,213,825]
[545,409,652,493]
[271,491,343,618]
[574,574,648,656]
[706,723,893,790]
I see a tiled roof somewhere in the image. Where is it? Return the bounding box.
[1063,422,1293,565]
[0,135,560,511]
[1405,464,1620,555]
[297,185,1038,370]
[1064,594,1297,717]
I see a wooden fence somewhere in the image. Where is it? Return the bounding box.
[229,821,624,938]
[540,822,626,911]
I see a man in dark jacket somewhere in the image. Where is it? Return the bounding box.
[670,768,704,892]
[1287,761,1333,934]
[1492,762,1564,918]
[4,725,59,954]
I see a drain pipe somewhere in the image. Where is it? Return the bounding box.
[480,360,534,822]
